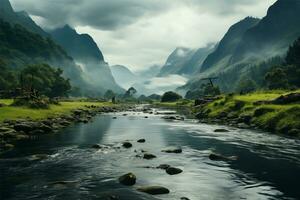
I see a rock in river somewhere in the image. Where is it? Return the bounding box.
[214,129,229,132]
[137,139,146,143]
[166,167,183,175]
[156,164,170,170]
[143,153,157,160]
[122,142,133,148]
[137,186,170,195]
[209,153,237,161]
[162,147,182,153]
[118,173,136,186]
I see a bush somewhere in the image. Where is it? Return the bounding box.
[161,91,182,102]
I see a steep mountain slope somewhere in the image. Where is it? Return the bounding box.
[158,45,214,77]
[0,0,48,37]
[158,47,196,76]
[231,0,300,64]
[0,20,88,89]
[182,0,300,93]
[111,65,137,89]
[200,17,260,72]
[50,25,124,93]
[50,25,104,64]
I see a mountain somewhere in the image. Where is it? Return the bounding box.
[158,47,196,76]
[231,0,300,64]
[182,0,300,93]
[158,45,214,77]
[0,0,48,37]
[50,25,104,64]
[200,17,260,72]
[0,19,89,92]
[111,65,137,89]
[50,25,124,93]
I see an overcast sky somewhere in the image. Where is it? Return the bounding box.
[11,0,276,72]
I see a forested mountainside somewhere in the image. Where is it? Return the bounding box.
[50,25,124,93]
[180,0,300,93]
[0,0,48,37]
[0,0,123,96]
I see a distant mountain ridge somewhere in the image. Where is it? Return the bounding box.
[158,45,214,77]
[0,0,123,95]
[200,17,260,72]
[181,0,300,92]
[0,0,48,37]
[50,25,104,64]
[111,65,137,89]
[50,25,124,93]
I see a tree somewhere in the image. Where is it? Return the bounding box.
[265,67,289,89]
[161,91,182,102]
[0,59,17,92]
[21,64,71,97]
[286,37,300,67]
[124,87,137,98]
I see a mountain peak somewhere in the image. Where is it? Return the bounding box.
[0,0,14,13]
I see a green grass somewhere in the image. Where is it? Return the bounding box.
[153,99,194,108]
[0,100,113,121]
[201,90,300,134]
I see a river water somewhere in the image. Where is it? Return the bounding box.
[1,108,300,200]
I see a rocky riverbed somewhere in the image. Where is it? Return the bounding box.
[1,106,300,199]
[0,105,131,152]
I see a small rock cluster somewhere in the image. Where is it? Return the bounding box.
[0,105,128,152]
[117,140,186,198]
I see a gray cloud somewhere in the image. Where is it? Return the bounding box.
[10,0,276,70]
[11,0,273,30]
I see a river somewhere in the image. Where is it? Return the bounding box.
[1,107,300,200]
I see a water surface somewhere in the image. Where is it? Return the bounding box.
[1,109,300,200]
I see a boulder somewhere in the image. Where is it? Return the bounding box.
[13,123,33,133]
[209,153,237,161]
[162,147,182,154]
[137,139,146,143]
[253,108,275,117]
[137,186,170,195]
[3,143,14,150]
[122,142,133,148]
[181,198,190,200]
[214,129,229,132]
[118,173,136,186]
[156,164,170,170]
[143,153,157,160]
[91,144,102,149]
[272,93,300,104]
[38,124,53,133]
[166,167,183,175]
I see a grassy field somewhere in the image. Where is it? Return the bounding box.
[202,90,300,134]
[153,99,194,108]
[0,99,113,121]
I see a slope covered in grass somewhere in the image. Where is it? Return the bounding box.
[200,90,300,135]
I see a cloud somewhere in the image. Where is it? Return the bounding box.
[10,0,277,71]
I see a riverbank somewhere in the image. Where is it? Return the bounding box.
[154,90,300,137]
[0,100,128,152]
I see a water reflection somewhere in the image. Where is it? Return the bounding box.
[0,111,299,200]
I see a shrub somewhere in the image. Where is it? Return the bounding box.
[161,91,182,102]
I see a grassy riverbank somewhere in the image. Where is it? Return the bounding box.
[0,99,113,121]
[154,90,300,136]
[198,90,300,135]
